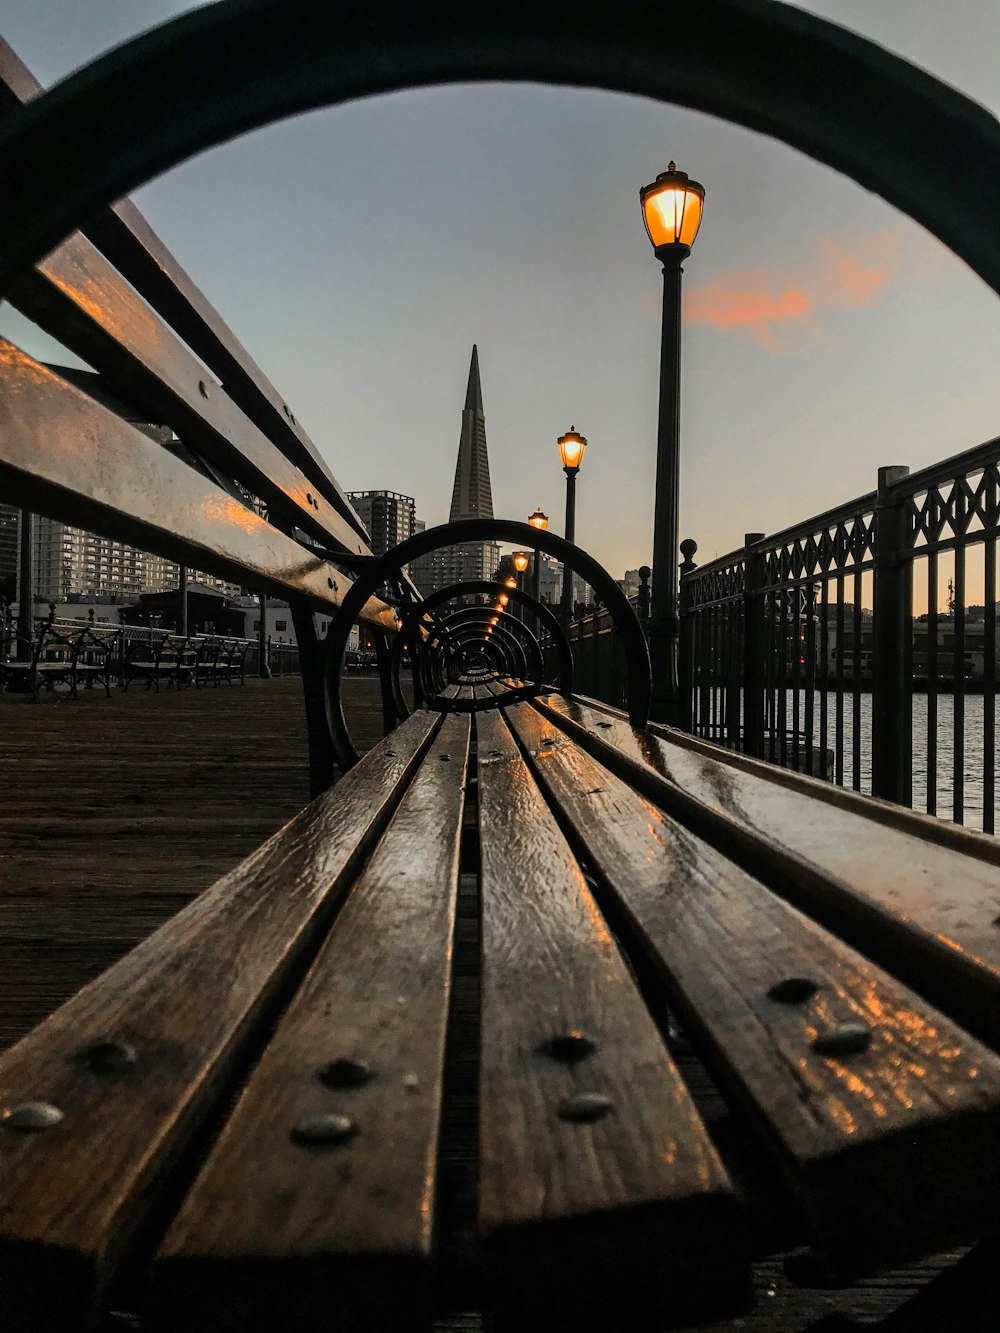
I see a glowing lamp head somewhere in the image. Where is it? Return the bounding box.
[498,594,509,606]
[640,161,705,256]
[504,577,517,589]
[512,551,529,573]
[490,616,499,626]
[528,507,549,531]
[557,427,587,473]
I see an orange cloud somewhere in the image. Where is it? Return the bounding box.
[685,275,810,331]
[683,229,901,349]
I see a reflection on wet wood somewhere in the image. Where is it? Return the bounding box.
[476,710,748,1329]
[536,695,1000,1051]
[155,715,470,1331]
[510,702,1000,1276]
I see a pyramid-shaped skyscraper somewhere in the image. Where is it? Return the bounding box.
[448,345,494,522]
[410,346,500,597]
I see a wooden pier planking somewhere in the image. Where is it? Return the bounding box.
[0,675,390,1048]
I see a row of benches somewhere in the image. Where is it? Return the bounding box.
[0,622,251,700]
[123,632,251,692]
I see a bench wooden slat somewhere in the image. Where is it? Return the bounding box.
[0,36,367,543]
[0,710,439,1331]
[475,710,748,1330]
[0,345,394,627]
[8,232,367,558]
[154,713,470,1330]
[510,701,1000,1274]
[536,695,1000,1051]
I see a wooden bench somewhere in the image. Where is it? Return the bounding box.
[0,618,119,702]
[1,10,999,1332]
[1,690,1000,1332]
[123,633,196,693]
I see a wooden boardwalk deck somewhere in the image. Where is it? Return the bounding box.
[0,675,974,1331]
[0,674,385,1049]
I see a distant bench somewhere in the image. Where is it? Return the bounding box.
[123,633,250,692]
[0,618,118,702]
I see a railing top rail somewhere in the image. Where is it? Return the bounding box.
[686,434,1000,588]
[886,433,1000,500]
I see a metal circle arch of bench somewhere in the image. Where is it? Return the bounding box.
[391,579,573,714]
[0,2,997,298]
[324,519,648,770]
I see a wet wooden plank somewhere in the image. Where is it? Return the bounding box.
[0,345,393,626]
[536,695,1000,1051]
[6,232,366,558]
[154,714,470,1331]
[510,702,1000,1276]
[0,36,367,542]
[475,710,748,1331]
[0,709,439,1331]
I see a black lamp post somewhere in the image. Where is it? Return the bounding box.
[557,428,587,627]
[640,161,705,726]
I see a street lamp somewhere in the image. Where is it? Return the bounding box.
[527,507,548,612]
[512,550,530,626]
[640,161,705,725]
[557,428,587,626]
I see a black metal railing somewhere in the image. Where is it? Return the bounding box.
[679,437,1000,833]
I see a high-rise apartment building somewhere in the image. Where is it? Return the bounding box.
[345,490,418,559]
[0,504,18,598]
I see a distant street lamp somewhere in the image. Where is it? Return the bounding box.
[527,507,549,618]
[557,428,587,626]
[640,160,705,725]
[512,551,530,623]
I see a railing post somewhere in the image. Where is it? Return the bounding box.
[742,532,767,758]
[257,592,271,678]
[872,465,911,804]
[636,565,651,631]
[677,540,698,732]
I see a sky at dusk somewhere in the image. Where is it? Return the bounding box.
[1,0,998,586]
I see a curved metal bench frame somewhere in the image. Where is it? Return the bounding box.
[0,0,996,301]
[392,579,572,712]
[325,519,649,769]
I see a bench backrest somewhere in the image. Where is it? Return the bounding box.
[0,38,393,637]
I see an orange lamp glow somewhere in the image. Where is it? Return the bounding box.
[490,616,499,626]
[557,428,587,472]
[498,594,509,606]
[528,507,549,531]
[640,161,704,254]
[504,577,517,589]
[512,551,529,573]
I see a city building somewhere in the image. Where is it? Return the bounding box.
[345,490,418,560]
[0,504,18,600]
[411,345,500,598]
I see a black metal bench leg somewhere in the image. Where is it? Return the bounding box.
[372,628,402,736]
[291,601,337,797]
